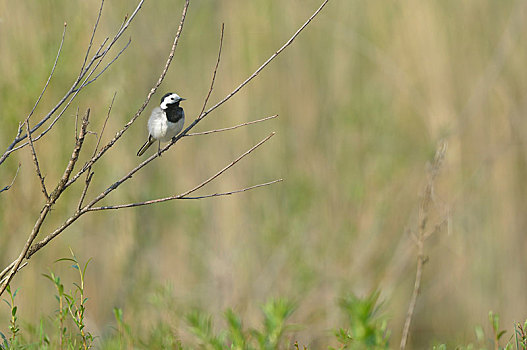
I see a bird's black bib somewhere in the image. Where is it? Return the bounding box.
[165,104,184,123]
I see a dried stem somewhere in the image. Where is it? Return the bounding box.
[400,140,448,350]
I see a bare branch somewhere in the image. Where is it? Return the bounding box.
[26,120,49,201]
[87,133,276,211]
[0,163,21,194]
[187,115,277,136]
[199,23,224,116]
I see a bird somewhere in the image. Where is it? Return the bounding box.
[137,92,186,156]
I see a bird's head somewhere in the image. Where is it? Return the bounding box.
[160,92,185,109]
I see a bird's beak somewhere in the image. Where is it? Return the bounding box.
[179,97,186,101]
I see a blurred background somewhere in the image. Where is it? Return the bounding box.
[1,0,527,348]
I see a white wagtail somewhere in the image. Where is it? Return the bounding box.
[137,92,186,156]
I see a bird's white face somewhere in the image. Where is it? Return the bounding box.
[160,93,183,109]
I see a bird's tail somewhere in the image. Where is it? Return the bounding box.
[137,137,155,156]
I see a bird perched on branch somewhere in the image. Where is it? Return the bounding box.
[137,92,186,156]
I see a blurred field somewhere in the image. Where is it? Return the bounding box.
[1,0,527,348]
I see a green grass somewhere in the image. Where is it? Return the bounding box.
[1,256,526,349]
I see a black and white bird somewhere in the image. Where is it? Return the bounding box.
[137,92,186,156]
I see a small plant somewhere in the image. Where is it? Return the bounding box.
[514,320,527,350]
[42,250,93,349]
[42,270,68,348]
[186,298,296,350]
[332,291,390,350]
[0,285,20,349]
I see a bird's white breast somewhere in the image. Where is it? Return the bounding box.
[147,107,184,142]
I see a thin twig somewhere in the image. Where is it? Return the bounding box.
[77,172,94,212]
[26,120,49,201]
[27,22,67,121]
[0,163,21,194]
[87,133,276,211]
[175,179,283,200]
[400,140,448,350]
[187,115,277,136]
[80,0,105,74]
[95,92,116,154]
[199,23,224,117]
